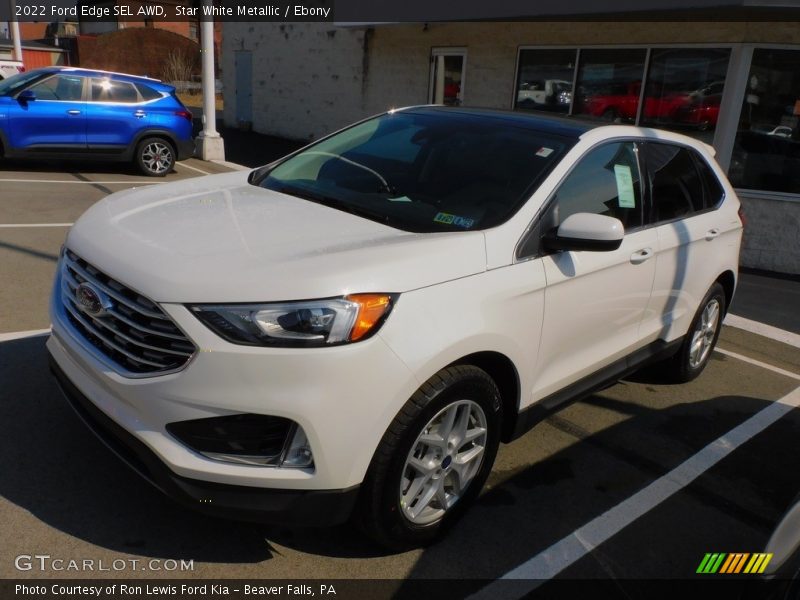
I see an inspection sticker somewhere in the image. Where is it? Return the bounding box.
[434,212,475,228]
[536,147,554,158]
[614,164,636,208]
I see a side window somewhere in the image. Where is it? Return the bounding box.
[135,83,162,101]
[646,143,705,223]
[692,153,725,209]
[543,141,644,233]
[91,79,140,104]
[28,75,84,101]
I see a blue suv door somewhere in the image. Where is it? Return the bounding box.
[7,73,87,149]
[85,77,150,151]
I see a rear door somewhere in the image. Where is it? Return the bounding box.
[7,73,87,150]
[639,142,728,343]
[85,77,150,152]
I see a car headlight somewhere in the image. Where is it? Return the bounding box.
[189,294,396,347]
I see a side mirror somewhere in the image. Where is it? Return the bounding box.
[543,212,624,252]
[17,90,36,102]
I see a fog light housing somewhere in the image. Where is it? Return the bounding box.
[166,414,313,469]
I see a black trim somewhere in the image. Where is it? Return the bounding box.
[542,231,623,252]
[48,355,359,526]
[510,338,682,440]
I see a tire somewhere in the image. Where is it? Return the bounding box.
[664,282,726,383]
[135,137,175,177]
[357,365,503,550]
[601,108,618,122]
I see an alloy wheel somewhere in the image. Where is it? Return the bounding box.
[689,298,720,368]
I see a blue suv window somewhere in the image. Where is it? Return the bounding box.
[135,83,162,101]
[28,75,84,101]
[91,79,139,103]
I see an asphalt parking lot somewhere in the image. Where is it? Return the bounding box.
[2,159,800,597]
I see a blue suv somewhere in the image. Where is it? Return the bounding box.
[0,67,195,176]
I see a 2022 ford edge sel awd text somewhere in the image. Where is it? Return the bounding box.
[0,67,194,176]
[47,107,742,548]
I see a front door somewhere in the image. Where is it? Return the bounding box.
[429,48,466,106]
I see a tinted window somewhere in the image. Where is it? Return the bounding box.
[91,79,139,103]
[515,49,576,114]
[28,75,84,101]
[573,48,647,124]
[693,153,724,208]
[135,83,162,101]
[544,141,644,231]
[254,111,572,233]
[646,143,705,223]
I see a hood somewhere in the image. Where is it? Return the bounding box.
[65,171,487,303]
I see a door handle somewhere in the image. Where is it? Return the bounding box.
[705,228,720,241]
[630,247,653,264]
[134,111,146,118]
[66,110,81,115]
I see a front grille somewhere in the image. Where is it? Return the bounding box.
[60,249,196,376]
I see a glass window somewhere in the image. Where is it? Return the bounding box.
[694,153,725,209]
[91,79,139,103]
[430,51,465,106]
[640,48,731,142]
[256,111,572,233]
[28,75,84,101]
[729,48,800,194]
[135,83,162,101]
[515,49,576,114]
[543,142,644,233]
[573,49,647,123]
[646,143,705,223]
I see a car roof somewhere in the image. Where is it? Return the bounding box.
[399,105,600,140]
[31,66,170,89]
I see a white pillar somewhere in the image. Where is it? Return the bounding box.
[10,1,23,63]
[197,10,224,161]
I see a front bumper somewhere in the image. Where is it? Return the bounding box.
[49,356,358,525]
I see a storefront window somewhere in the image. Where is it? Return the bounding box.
[515,49,576,113]
[640,48,731,143]
[572,49,647,123]
[729,49,800,194]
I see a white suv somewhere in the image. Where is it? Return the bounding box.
[48,106,742,548]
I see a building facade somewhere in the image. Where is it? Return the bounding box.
[222,20,800,274]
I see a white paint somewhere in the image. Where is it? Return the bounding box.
[0,328,50,342]
[211,160,250,172]
[0,179,160,185]
[175,162,212,175]
[724,313,800,350]
[470,382,800,598]
[716,347,800,382]
[0,223,73,228]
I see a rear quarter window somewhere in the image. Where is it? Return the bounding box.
[646,143,705,223]
[135,83,163,101]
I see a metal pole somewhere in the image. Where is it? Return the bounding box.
[197,4,224,160]
[10,0,23,62]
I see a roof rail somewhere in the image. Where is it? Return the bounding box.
[57,67,161,82]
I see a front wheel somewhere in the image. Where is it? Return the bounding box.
[135,137,175,177]
[358,365,502,550]
[664,282,726,383]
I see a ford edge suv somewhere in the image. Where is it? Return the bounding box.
[47,106,743,548]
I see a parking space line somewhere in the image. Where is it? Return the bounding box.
[0,179,160,185]
[724,314,800,349]
[0,328,50,342]
[469,383,800,599]
[716,347,800,381]
[176,162,212,175]
[0,223,73,228]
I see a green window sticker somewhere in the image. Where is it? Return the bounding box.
[434,212,475,228]
[614,164,636,208]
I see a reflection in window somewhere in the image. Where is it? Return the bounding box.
[91,79,139,103]
[573,49,647,123]
[546,142,643,231]
[430,53,464,106]
[729,49,800,194]
[29,75,84,101]
[515,49,576,113]
[640,48,730,142]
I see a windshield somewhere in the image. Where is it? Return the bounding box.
[252,110,572,232]
[0,70,47,96]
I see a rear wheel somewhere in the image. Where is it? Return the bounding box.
[664,282,726,382]
[135,137,175,177]
[358,365,502,550]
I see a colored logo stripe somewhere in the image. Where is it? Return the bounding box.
[697,553,773,574]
